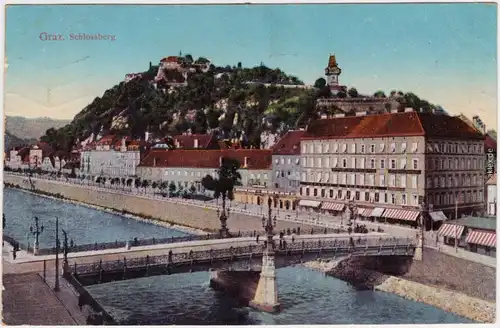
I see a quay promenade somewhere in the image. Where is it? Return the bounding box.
[4,173,418,237]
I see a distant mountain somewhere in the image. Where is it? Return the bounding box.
[4,130,35,150]
[5,116,71,140]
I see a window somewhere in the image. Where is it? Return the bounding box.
[287,158,291,165]
[323,144,329,153]
[350,174,355,185]
[275,158,279,164]
[368,174,375,186]
[342,144,347,153]
[384,193,388,203]
[302,145,307,154]
[325,157,330,168]
[332,158,338,168]
[400,158,407,169]
[351,158,356,168]
[346,190,351,199]
[321,189,325,197]
[390,143,396,152]
[309,144,314,153]
[360,158,365,169]
[375,193,380,202]
[355,191,360,200]
[391,159,396,169]
[332,173,338,184]
[413,159,418,170]
[301,172,306,181]
[467,159,471,169]
[351,144,356,153]
[276,171,280,178]
[411,142,418,153]
[370,144,375,153]
[402,193,407,205]
[329,189,334,198]
[316,144,322,153]
[314,188,318,196]
[337,190,342,199]
[380,143,385,152]
[379,175,385,186]
[342,158,347,168]
[391,194,396,204]
[317,157,322,168]
[434,177,439,188]
[361,144,365,153]
[370,158,375,169]
[280,158,285,165]
[412,176,418,188]
[333,143,339,153]
[400,175,406,188]
[401,142,407,153]
[306,188,310,196]
[389,174,396,187]
[301,157,306,167]
[360,174,365,185]
[365,192,370,201]
[380,159,385,169]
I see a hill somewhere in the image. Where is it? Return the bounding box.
[4,131,35,150]
[39,55,439,152]
[6,116,71,140]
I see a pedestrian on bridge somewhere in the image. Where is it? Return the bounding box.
[291,236,295,244]
[256,235,260,244]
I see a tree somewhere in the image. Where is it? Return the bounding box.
[337,91,347,98]
[201,157,242,237]
[373,90,386,98]
[184,54,193,63]
[487,129,497,140]
[134,178,141,190]
[126,178,133,190]
[189,184,197,195]
[168,181,176,196]
[152,181,158,191]
[347,87,358,98]
[141,179,150,193]
[314,78,326,89]
[121,177,126,190]
[237,62,242,69]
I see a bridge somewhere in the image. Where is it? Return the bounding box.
[66,235,417,313]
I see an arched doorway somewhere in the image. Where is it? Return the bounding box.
[279,200,283,209]
[285,200,290,210]
[257,197,261,205]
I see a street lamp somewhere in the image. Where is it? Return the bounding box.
[29,216,44,255]
[262,197,277,251]
[347,200,357,227]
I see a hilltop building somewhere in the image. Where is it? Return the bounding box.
[298,110,485,225]
[324,54,345,95]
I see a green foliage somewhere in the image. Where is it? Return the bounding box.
[201,157,242,202]
[314,78,326,89]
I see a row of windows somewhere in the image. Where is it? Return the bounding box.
[426,142,483,155]
[302,141,419,155]
[428,190,484,206]
[426,157,484,171]
[274,157,300,166]
[302,157,420,170]
[274,170,299,179]
[301,172,419,189]
[162,170,269,181]
[426,174,484,189]
[300,186,419,206]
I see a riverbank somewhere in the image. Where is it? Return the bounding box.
[303,258,495,323]
[5,184,206,236]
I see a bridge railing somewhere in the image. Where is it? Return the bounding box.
[73,237,415,275]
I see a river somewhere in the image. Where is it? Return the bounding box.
[2,187,475,324]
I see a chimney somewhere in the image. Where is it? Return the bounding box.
[219,156,223,166]
[194,138,199,148]
[244,156,248,168]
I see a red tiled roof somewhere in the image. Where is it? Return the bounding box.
[272,130,305,155]
[36,142,54,157]
[138,149,272,170]
[485,135,496,150]
[173,134,216,149]
[96,135,116,145]
[303,112,485,140]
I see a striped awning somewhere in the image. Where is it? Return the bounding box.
[371,207,385,217]
[437,224,464,239]
[429,211,448,222]
[382,209,420,221]
[298,199,321,208]
[357,208,373,217]
[321,202,345,211]
[465,230,496,247]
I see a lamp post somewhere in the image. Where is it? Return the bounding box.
[218,201,230,238]
[261,197,278,252]
[61,229,69,273]
[348,200,357,227]
[30,216,44,255]
[54,216,60,292]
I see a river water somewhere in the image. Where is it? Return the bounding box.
[2,188,188,248]
[2,187,475,324]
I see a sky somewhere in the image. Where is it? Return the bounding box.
[3,3,498,127]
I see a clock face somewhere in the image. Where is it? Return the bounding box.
[330,67,340,74]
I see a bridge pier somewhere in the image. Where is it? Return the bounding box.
[249,252,280,313]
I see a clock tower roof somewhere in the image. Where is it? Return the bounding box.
[327,54,339,69]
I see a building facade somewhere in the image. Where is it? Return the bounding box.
[136,149,272,193]
[271,130,304,192]
[298,111,485,224]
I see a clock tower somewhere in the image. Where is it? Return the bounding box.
[325,54,343,95]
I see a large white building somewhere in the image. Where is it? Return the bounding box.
[298,111,486,226]
[80,135,141,178]
[486,174,496,216]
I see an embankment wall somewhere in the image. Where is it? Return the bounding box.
[3,175,318,233]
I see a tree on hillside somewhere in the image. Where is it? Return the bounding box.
[487,130,497,140]
[201,157,242,238]
[348,87,359,98]
[373,90,386,98]
[314,78,326,89]
[168,181,176,196]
